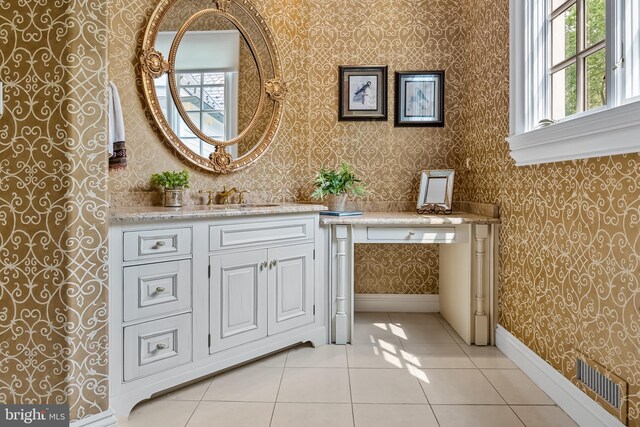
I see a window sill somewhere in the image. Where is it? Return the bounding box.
[507,101,640,166]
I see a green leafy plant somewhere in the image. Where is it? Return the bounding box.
[311,162,366,200]
[149,170,190,189]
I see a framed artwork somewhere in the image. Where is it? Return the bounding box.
[339,66,388,121]
[417,169,454,215]
[395,71,444,127]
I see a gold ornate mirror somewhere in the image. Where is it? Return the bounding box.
[141,0,287,173]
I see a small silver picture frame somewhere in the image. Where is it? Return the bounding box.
[417,170,454,215]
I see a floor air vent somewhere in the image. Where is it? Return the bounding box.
[575,353,628,424]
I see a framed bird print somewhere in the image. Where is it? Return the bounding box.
[339,66,388,121]
[395,71,444,127]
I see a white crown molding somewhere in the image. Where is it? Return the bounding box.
[70,409,117,427]
[496,325,624,427]
[507,100,640,166]
[354,294,439,313]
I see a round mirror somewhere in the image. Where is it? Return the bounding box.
[141,0,286,173]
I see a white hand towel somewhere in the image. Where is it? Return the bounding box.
[108,81,127,170]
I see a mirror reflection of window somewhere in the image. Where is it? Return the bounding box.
[156,30,240,158]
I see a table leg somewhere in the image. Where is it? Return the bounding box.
[334,225,349,344]
[474,224,489,345]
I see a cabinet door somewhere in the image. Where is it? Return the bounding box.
[267,243,315,335]
[210,249,268,353]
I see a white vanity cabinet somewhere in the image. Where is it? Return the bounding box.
[210,243,315,353]
[109,208,327,419]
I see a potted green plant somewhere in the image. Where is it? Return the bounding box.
[149,170,190,207]
[311,162,366,211]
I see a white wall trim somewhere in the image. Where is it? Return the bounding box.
[496,325,624,427]
[354,294,439,312]
[70,409,117,427]
[507,100,640,166]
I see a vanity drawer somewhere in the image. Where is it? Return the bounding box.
[123,227,192,261]
[209,218,314,251]
[367,227,455,243]
[123,260,192,322]
[123,314,192,382]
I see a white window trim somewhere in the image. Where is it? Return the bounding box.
[508,0,640,166]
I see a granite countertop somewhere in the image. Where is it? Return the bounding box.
[109,203,328,223]
[319,211,501,225]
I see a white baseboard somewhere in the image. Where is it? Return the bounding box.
[496,325,624,427]
[70,409,117,427]
[354,293,439,312]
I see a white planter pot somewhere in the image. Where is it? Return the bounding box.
[326,193,347,211]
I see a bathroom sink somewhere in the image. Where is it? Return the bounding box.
[239,203,280,208]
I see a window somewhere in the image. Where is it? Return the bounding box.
[508,0,640,165]
[550,0,606,120]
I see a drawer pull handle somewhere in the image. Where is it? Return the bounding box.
[155,287,166,293]
[408,231,415,236]
[155,343,168,351]
[155,241,166,248]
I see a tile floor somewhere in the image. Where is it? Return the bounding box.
[119,312,578,427]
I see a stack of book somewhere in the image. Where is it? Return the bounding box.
[319,210,363,216]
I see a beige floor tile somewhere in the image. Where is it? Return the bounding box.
[350,368,427,403]
[120,399,199,427]
[347,342,407,369]
[271,403,353,427]
[432,405,524,427]
[483,369,554,405]
[286,344,347,368]
[247,350,288,368]
[203,365,283,402]
[460,344,519,369]
[353,403,438,427]
[419,368,505,404]
[388,312,443,326]
[438,319,466,344]
[511,405,578,427]
[277,368,351,403]
[354,312,391,324]
[156,377,213,401]
[393,323,456,344]
[351,322,402,345]
[186,402,273,427]
[400,343,475,369]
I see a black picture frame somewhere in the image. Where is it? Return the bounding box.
[338,66,388,121]
[394,71,445,127]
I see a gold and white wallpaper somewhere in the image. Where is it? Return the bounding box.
[355,245,439,295]
[460,0,640,424]
[0,0,109,421]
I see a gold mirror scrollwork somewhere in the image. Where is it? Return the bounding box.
[140,0,287,174]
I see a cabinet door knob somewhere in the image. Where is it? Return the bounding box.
[155,241,166,247]
[260,261,268,270]
[155,287,166,293]
[155,343,168,351]
[269,259,278,268]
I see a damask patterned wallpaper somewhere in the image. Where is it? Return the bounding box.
[0,0,109,421]
[108,0,466,296]
[460,0,640,424]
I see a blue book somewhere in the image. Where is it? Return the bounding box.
[320,210,363,216]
